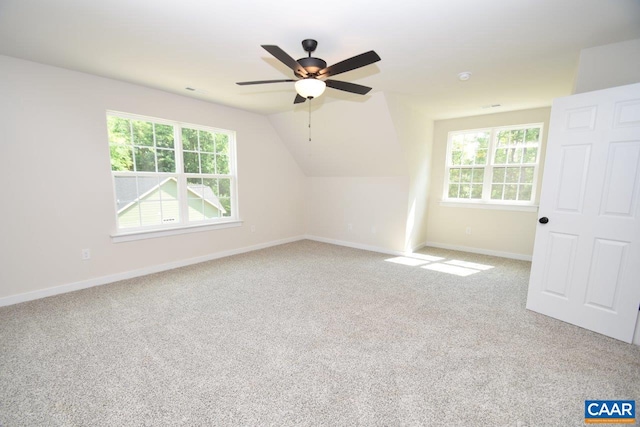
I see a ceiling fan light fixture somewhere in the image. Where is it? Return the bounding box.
[295,78,326,99]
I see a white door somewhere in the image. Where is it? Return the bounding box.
[527,82,640,343]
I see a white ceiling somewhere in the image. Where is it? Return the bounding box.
[1,0,639,120]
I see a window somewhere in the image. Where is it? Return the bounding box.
[107,112,237,232]
[444,123,543,206]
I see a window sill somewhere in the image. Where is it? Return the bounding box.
[439,201,538,212]
[111,219,243,243]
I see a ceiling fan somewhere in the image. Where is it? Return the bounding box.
[236,39,381,104]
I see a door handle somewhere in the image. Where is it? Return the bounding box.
[539,217,549,224]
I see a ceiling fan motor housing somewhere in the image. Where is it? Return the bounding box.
[296,57,327,77]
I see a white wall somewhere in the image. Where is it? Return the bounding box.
[305,176,410,251]
[385,94,434,251]
[573,38,640,94]
[0,55,306,302]
[426,108,551,259]
[270,93,434,253]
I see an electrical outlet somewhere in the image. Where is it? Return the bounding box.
[371,226,377,234]
[465,227,472,235]
[347,223,353,232]
[81,248,91,260]
[250,225,256,233]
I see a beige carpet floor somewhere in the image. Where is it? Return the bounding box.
[0,240,638,426]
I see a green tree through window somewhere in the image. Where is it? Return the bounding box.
[445,124,543,205]
[107,112,236,230]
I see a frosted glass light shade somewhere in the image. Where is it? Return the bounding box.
[295,78,326,99]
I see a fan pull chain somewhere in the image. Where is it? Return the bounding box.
[308,99,312,142]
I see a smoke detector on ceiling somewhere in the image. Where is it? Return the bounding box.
[458,72,472,81]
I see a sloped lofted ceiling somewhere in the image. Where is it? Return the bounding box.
[268,93,405,177]
[1,0,639,121]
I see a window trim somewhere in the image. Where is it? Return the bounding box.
[107,110,239,237]
[110,219,243,243]
[442,123,543,207]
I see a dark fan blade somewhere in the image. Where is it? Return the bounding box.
[318,51,381,78]
[294,94,306,104]
[325,79,372,95]
[261,45,308,77]
[236,79,295,85]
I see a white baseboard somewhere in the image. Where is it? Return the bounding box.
[304,235,415,257]
[304,235,401,256]
[0,235,305,308]
[424,241,532,261]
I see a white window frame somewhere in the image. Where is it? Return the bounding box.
[442,123,543,211]
[107,111,241,241]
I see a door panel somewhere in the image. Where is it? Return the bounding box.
[584,238,627,311]
[556,145,590,212]
[527,83,640,343]
[599,141,640,217]
[542,233,578,299]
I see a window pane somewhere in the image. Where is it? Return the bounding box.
[182,128,198,150]
[203,178,217,194]
[187,197,205,221]
[187,177,225,221]
[215,133,229,154]
[475,149,487,165]
[504,184,518,200]
[200,131,214,152]
[200,153,215,174]
[132,120,154,146]
[459,184,471,198]
[510,129,524,145]
[451,151,462,165]
[471,184,482,199]
[183,152,199,173]
[505,167,519,183]
[460,168,472,183]
[186,177,227,220]
[448,184,459,198]
[507,148,523,164]
[218,178,231,198]
[216,154,230,174]
[107,116,132,145]
[157,149,175,173]
[161,200,179,224]
[114,176,140,213]
[159,181,179,224]
[494,149,507,164]
[134,147,156,172]
[477,134,490,149]
[451,134,464,151]
[492,167,505,183]
[155,124,174,148]
[449,168,460,183]
[139,201,162,226]
[471,168,484,183]
[110,145,133,171]
[220,197,231,217]
[523,147,538,163]
[520,167,535,184]
[491,184,503,200]
[519,184,532,201]
[497,131,509,147]
[525,128,540,142]
[187,178,203,198]
[461,149,475,165]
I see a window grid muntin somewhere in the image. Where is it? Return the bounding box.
[444,123,542,205]
[108,111,236,231]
